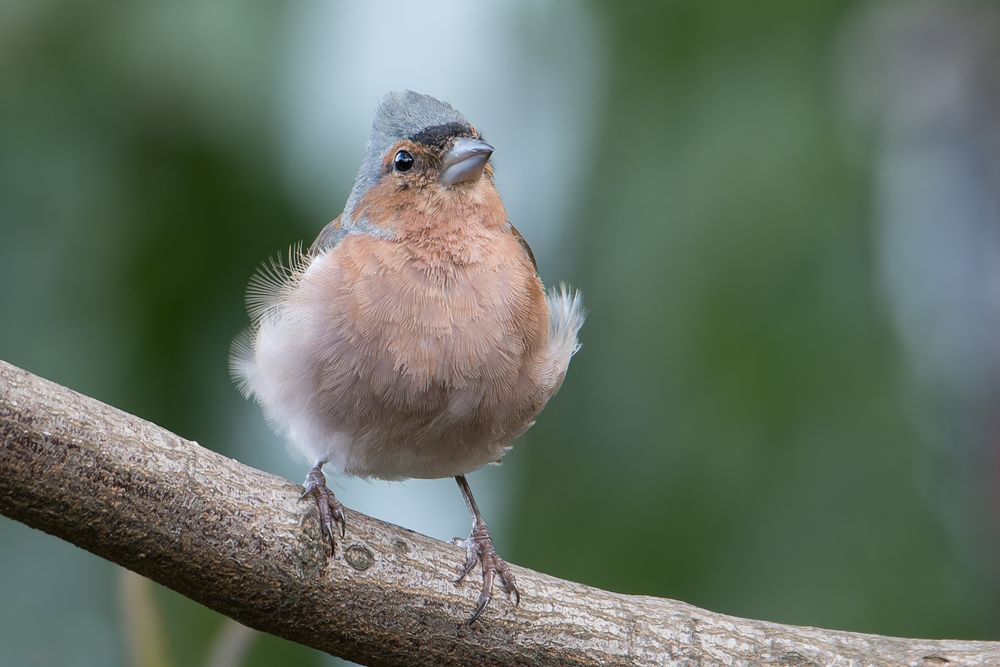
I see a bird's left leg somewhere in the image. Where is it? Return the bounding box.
[300,462,346,553]
[453,474,520,624]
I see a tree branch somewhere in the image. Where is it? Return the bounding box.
[0,359,995,667]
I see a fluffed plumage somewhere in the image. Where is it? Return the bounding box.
[232,91,583,480]
[231,90,584,623]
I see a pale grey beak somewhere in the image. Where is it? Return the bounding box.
[440,137,494,187]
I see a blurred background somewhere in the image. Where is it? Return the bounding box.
[2,0,999,664]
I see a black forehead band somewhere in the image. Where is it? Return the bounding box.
[408,122,476,148]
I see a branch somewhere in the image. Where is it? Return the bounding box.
[0,359,995,667]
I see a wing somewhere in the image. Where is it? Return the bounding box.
[506,221,538,274]
[308,214,346,257]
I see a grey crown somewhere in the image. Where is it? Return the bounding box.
[344,91,470,219]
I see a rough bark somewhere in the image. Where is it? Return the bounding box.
[0,359,996,667]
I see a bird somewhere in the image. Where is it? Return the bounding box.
[230,90,585,623]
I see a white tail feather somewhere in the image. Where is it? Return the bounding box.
[546,282,585,361]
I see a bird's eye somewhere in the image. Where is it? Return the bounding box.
[393,150,414,172]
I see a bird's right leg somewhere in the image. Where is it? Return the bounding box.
[453,474,520,624]
[300,463,346,553]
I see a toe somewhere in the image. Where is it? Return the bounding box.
[495,557,519,604]
[302,478,346,553]
[468,567,496,625]
[327,496,346,536]
[456,521,520,623]
[455,548,478,584]
[317,500,339,551]
[503,574,521,607]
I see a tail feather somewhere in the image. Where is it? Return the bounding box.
[546,283,585,365]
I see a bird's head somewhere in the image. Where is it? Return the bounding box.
[344,91,496,221]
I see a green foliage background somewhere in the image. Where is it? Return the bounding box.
[1,1,996,665]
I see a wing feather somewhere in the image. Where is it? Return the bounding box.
[506,221,538,274]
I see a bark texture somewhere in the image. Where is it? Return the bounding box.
[0,359,996,666]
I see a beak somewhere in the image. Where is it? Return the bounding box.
[439,137,494,187]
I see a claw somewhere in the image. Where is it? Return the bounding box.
[469,584,492,625]
[300,465,347,553]
[455,542,479,584]
[457,519,519,624]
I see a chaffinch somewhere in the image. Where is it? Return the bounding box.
[231,90,585,623]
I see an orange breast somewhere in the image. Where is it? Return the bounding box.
[288,201,550,477]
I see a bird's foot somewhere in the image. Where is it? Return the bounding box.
[300,465,346,553]
[454,518,520,624]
